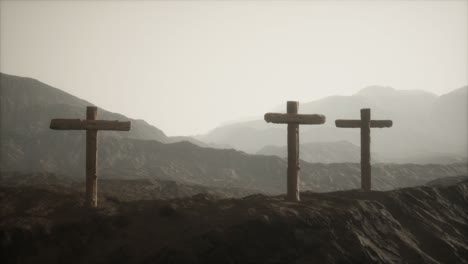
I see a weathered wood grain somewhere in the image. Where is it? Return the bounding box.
[50,119,131,131]
[360,108,371,191]
[370,120,393,128]
[287,101,300,202]
[264,113,326,124]
[335,119,392,128]
[335,119,361,128]
[86,106,98,207]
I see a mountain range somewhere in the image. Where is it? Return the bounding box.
[257,141,373,163]
[1,72,467,195]
[198,85,468,164]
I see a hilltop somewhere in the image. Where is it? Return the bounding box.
[1,179,467,263]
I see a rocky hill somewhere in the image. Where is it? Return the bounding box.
[1,180,467,263]
[0,72,207,145]
[0,73,167,142]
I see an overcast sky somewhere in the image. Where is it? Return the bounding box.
[1,0,467,136]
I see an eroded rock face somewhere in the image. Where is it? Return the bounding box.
[1,181,467,264]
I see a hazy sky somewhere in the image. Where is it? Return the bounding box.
[1,1,467,136]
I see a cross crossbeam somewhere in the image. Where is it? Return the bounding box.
[264,113,325,124]
[50,106,131,207]
[335,108,392,191]
[50,119,131,131]
[264,101,326,202]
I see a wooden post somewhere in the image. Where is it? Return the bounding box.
[360,108,371,191]
[287,101,300,202]
[86,106,98,207]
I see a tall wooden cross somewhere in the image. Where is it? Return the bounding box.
[50,106,131,207]
[335,108,392,191]
[264,101,326,202]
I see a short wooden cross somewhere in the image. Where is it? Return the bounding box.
[335,108,392,191]
[264,101,326,202]
[50,106,131,207]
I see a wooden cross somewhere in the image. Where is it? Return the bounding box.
[50,106,131,207]
[264,101,326,202]
[335,108,392,191]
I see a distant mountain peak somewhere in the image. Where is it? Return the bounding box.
[355,85,438,98]
[355,85,396,97]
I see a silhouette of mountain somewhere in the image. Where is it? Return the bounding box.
[0,73,210,147]
[0,73,170,142]
[199,85,468,163]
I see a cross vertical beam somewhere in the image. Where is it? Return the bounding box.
[287,101,300,202]
[86,106,98,207]
[360,108,371,191]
